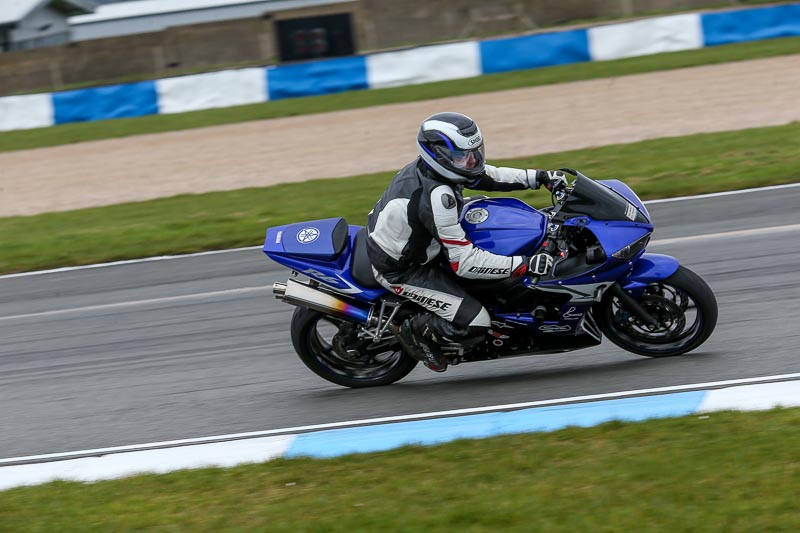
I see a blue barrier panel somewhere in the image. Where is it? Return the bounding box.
[268,55,368,100]
[53,81,158,124]
[480,29,591,75]
[702,4,800,46]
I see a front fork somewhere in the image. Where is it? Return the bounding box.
[612,252,682,327]
[608,283,659,328]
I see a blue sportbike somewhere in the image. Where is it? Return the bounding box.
[264,169,717,388]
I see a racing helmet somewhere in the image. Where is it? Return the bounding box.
[417,112,485,184]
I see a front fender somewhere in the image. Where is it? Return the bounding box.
[619,253,680,296]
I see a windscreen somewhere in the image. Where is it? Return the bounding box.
[556,177,649,223]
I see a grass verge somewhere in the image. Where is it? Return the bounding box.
[2,408,799,531]
[0,37,799,153]
[1,121,798,274]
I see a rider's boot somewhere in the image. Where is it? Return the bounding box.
[398,314,449,372]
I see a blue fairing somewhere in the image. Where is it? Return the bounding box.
[461,197,548,256]
[619,253,680,295]
[585,219,651,259]
[264,222,386,303]
[265,217,346,261]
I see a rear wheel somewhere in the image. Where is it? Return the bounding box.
[290,307,418,388]
[596,266,717,357]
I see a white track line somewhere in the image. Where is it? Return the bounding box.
[643,182,800,204]
[2,182,798,281]
[648,222,800,246]
[0,246,263,280]
[0,286,270,322]
[4,371,800,466]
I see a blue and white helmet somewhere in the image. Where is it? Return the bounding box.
[417,112,485,184]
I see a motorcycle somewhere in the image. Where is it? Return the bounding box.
[263,168,717,388]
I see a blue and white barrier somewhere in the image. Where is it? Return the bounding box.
[480,29,591,74]
[367,41,482,88]
[2,376,800,491]
[267,55,368,100]
[588,13,703,61]
[156,67,268,114]
[0,94,54,131]
[702,3,800,46]
[52,81,159,124]
[1,3,798,132]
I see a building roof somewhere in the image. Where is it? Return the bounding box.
[0,0,94,27]
[70,0,326,24]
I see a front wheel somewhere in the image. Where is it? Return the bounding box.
[596,266,717,357]
[290,307,418,388]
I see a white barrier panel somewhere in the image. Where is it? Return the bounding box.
[0,94,54,132]
[156,68,268,115]
[588,13,703,61]
[367,41,481,90]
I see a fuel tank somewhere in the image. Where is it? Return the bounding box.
[460,197,547,256]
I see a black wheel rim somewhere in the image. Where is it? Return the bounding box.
[606,282,703,354]
[307,316,406,381]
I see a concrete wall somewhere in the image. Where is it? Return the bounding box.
[0,0,766,95]
[360,0,749,49]
[0,17,275,95]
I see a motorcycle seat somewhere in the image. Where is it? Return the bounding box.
[351,227,383,289]
[276,217,350,261]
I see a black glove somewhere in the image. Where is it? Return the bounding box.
[513,253,554,278]
[529,253,554,276]
[533,170,569,192]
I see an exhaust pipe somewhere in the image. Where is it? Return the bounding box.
[272,279,372,324]
[273,282,287,299]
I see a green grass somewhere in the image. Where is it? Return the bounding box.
[1,37,799,153]
[2,121,798,274]
[2,408,800,531]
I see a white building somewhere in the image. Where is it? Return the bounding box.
[0,0,94,51]
[69,0,352,42]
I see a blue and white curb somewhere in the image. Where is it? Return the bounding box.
[284,391,705,459]
[1,3,798,132]
[3,375,800,491]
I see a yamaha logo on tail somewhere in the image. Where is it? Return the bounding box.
[296,227,320,244]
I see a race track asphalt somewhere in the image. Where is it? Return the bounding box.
[2,186,799,459]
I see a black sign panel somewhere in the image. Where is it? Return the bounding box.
[276,13,355,62]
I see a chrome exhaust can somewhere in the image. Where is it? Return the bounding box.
[273,282,287,299]
[272,279,372,323]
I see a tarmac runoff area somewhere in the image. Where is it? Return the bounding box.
[0,54,799,217]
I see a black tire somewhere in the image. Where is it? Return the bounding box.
[596,266,717,357]
[290,307,418,388]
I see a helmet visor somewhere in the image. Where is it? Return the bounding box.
[448,145,485,172]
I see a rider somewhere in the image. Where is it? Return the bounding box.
[366,112,568,372]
